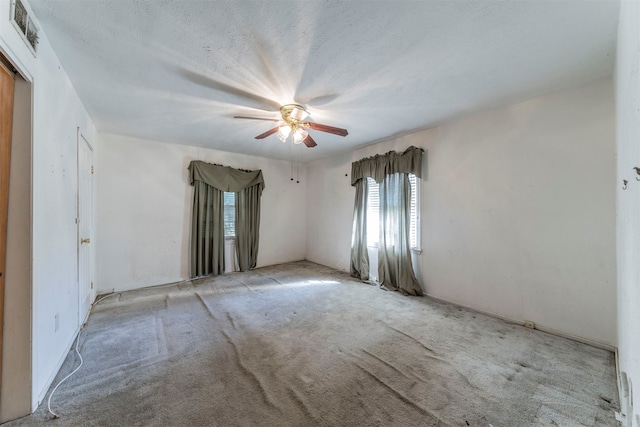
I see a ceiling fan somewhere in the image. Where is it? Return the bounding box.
[234,104,348,148]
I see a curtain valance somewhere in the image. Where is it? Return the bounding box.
[189,160,265,192]
[351,146,424,186]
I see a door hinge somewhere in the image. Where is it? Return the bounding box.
[91,282,94,289]
[91,166,94,174]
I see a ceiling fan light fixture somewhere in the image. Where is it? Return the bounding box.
[290,108,309,122]
[277,125,291,142]
[293,128,308,144]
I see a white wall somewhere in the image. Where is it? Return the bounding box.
[616,1,640,425]
[0,1,97,418]
[96,134,307,293]
[307,78,616,347]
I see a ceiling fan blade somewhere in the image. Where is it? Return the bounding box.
[307,122,349,137]
[294,94,339,107]
[255,127,279,139]
[234,116,279,122]
[303,134,317,148]
[180,69,281,111]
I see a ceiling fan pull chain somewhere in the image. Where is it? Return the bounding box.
[295,142,300,183]
[290,140,294,181]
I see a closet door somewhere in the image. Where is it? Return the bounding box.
[0,57,16,402]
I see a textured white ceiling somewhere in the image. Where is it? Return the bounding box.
[29,0,619,162]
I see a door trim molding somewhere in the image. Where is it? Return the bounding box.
[76,129,94,326]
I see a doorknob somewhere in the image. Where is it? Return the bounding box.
[81,238,91,244]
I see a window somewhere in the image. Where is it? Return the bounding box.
[223,192,235,237]
[408,174,419,249]
[366,174,420,250]
[366,178,380,246]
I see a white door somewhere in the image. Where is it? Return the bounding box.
[78,133,93,326]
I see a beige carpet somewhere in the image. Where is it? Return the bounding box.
[5,261,619,426]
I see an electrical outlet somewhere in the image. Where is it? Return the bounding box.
[524,320,535,329]
[54,313,59,332]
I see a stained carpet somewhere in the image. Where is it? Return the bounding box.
[5,261,619,426]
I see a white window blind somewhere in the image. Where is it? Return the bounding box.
[408,174,419,249]
[366,178,379,245]
[223,192,235,237]
[366,174,420,249]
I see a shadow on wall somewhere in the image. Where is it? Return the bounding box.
[181,156,197,279]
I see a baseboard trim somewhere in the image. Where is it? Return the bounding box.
[424,292,617,353]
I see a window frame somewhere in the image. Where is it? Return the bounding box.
[365,174,421,253]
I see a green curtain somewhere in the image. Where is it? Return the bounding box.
[351,146,424,185]
[189,161,265,192]
[188,161,265,278]
[350,178,369,280]
[378,173,422,296]
[236,184,263,271]
[190,181,225,277]
[350,146,424,295]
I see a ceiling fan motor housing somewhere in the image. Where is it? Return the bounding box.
[280,104,309,126]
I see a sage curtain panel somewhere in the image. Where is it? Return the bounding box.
[236,183,263,271]
[350,178,369,280]
[378,173,422,296]
[350,146,423,295]
[188,161,265,278]
[191,181,225,277]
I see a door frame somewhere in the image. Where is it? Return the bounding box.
[76,130,94,326]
